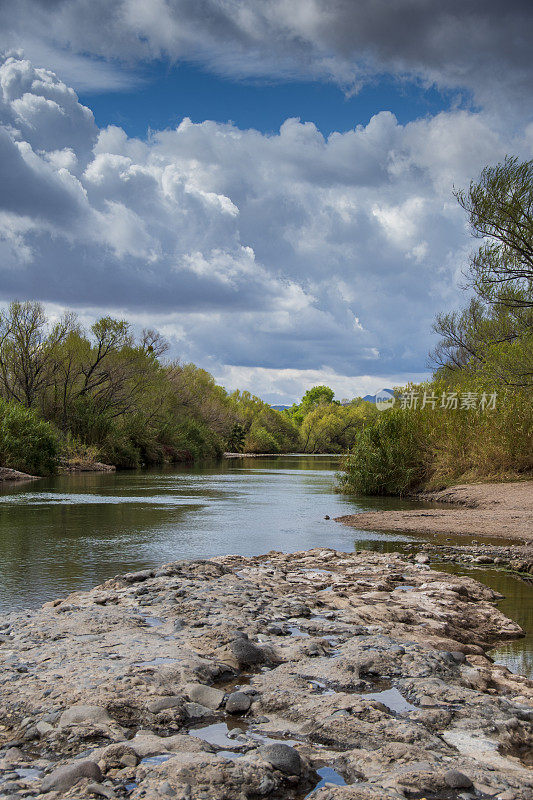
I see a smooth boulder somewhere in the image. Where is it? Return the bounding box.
[59,704,112,727]
[41,760,102,793]
[183,683,225,710]
[259,743,301,776]
[444,769,473,789]
[225,691,252,714]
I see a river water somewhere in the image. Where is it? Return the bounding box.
[0,456,531,677]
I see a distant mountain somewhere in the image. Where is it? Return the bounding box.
[361,389,394,403]
[271,404,291,411]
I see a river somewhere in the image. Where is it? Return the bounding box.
[1,455,531,677]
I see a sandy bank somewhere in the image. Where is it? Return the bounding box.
[336,481,533,542]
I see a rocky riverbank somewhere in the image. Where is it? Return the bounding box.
[1,549,532,799]
[0,467,37,482]
[336,482,533,542]
[58,459,116,474]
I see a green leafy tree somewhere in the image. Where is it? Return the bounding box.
[433,157,533,387]
[0,301,76,408]
[456,156,532,310]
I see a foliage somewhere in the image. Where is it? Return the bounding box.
[455,156,532,311]
[342,156,533,495]
[340,380,533,495]
[299,400,378,453]
[339,407,428,495]
[0,398,59,475]
[433,156,533,387]
[0,302,302,468]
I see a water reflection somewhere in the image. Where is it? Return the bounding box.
[439,563,533,680]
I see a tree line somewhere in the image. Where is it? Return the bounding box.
[0,304,378,475]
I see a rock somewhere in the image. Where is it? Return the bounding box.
[225,691,252,714]
[41,760,102,793]
[229,637,265,666]
[147,696,183,714]
[2,747,24,764]
[258,743,301,775]
[87,782,116,798]
[444,769,473,789]
[184,702,214,719]
[2,548,532,800]
[123,569,154,583]
[450,651,467,664]
[183,683,225,709]
[99,743,140,770]
[415,552,430,564]
[36,720,54,735]
[59,704,112,727]
[159,781,176,796]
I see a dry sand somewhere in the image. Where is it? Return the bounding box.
[336,481,533,541]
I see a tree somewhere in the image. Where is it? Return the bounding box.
[301,385,336,407]
[456,156,532,310]
[0,301,76,408]
[433,157,533,386]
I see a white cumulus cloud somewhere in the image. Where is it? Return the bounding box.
[0,52,532,402]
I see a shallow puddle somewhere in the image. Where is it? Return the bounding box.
[14,769,42,781]
[140,754,173,766]
[134,656,179,667]
[305,766,347,796]
[361,687,417,714]
[188,721,249,749]
[288,625,311,638]
[142,616,164,627]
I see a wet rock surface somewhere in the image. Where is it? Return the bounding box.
[404,541,533,580]
[0,548,532,799]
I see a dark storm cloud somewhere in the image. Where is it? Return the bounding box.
[0,0,532,113]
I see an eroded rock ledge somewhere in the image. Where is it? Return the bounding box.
[1,549,532,800]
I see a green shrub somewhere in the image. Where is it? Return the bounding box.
[339,382,533,496]
[0,398,60,475]
[338,408,428,495]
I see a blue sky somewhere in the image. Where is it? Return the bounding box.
[0,1,531,403]
[81,62,457,139]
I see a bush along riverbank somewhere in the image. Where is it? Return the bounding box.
[339,157,533,497]
[0,548,532,799]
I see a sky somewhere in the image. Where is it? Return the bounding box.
[0,1,532,404]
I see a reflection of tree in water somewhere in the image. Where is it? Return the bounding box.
[468,567,533,680]
[491,640,533,680]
